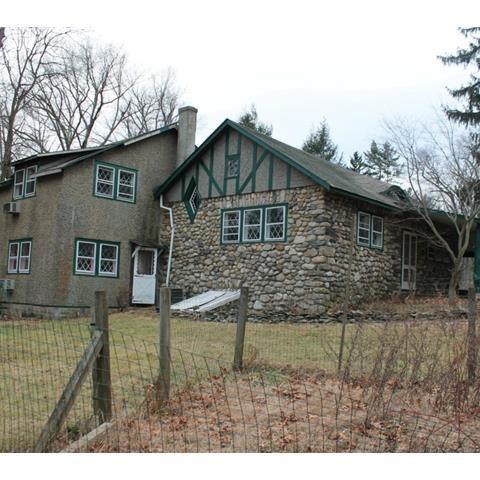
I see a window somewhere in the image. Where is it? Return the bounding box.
[94,162,137,203]
[7,239,32,274]
[357,211,384,249]
[221,204,288,244]
[222,210,241,243]
[265,206,286,241]
[13,166,37,199]
[226,155,239,178]
[74,239,119,277]
[183,178,201,222]
[371,216,383,249]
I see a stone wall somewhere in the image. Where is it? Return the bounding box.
[160,185,454,321]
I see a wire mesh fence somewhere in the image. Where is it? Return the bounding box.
[2,300,480,452]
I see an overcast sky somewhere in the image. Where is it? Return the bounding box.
[6,0,480,159]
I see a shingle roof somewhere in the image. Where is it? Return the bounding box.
[154,119,406,210]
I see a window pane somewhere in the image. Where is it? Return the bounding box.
[14,170,24,198]
[9,243,19,257]
[137,250,154,275]
[265,207,285,240]
[25,166,37,196]
[99,244,118,276]
[357,213,371,245]
[222,211,240,243]
[96,166,115,197]
[118,170,135,201]
[8,243,19,273]
[76,242,96,274]
[243,209,261,241]
[189,187,200,213]
[227,156,239,177]
[19,256,30,272]
[20,242,31,257]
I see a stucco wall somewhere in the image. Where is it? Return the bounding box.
[0,130,177,314]
[160,185,453,321]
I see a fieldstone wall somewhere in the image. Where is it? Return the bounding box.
[160,185,452,321]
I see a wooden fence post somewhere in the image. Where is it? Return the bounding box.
[233,287,249,371]
[158,286,171,404]
[92,290,112,422]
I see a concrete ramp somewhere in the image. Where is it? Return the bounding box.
[171,290,240,313]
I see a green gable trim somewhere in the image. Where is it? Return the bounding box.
[183,177,200,223]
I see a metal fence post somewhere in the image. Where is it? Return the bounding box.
[92,290,112,422]
[158,286,171,404]
[233,287,249,370]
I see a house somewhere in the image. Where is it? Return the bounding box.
[0,106,197,318]
[153,119,473,320]
[0,108,476,320]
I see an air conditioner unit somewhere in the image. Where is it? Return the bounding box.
[0,279,15,291]
[3,202,20,214]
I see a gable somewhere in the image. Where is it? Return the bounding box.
[161,123,317,203]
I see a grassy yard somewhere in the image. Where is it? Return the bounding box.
[0,307,471,452]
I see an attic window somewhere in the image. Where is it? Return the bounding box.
[226,155,239,178]
[184,178,201,222]
[94,162,137,203]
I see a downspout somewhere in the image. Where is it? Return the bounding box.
[159,195,174,287]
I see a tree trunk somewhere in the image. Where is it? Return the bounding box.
[448,276,458,305]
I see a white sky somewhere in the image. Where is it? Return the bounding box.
[5,0,480,158]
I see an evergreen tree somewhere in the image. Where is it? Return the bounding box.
[238,104,273,136]
[363,141,401,181]
[302,120,343,163]
[349,151,369,174]
[438,27,480,130]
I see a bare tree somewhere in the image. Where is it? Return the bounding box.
[27,39,135,151]
[386,117,480,304]
[120,69,181,138]
[0,27,69,179]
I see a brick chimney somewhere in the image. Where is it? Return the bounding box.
[177,106,197,166]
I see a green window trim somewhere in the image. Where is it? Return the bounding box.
[7,238,33,274]
[220,204,288,245]
[357,211,384,249]
[73,238,120,278]
[12,165,37,200]
[183,177,201,222]
[93,161,138,204]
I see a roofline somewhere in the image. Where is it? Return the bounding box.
[154,119,333,198]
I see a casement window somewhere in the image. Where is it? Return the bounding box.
[7,239,32,274]
[13,166,37,199]
[221,204,288,244]
[74,239,119,277]
[94,162,137,203]
[226,155,239,178]
[357,211,384,249]
[222,210,241,243]
[243,208,262,242]
[183,178,201,222]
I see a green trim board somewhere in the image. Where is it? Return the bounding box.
[93,160,138,204]
[183,177,200,223]
[220,203,288,245]
[7,238,33,274]
[73,238,121,278]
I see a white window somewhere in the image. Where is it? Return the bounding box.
[99,243,119,277]
[7,240,32,274]
[265,206,286,241]
[75,241,97,275]
[117,169,136,202]
[8,242,19,273]
[13,170,25,199]
[189,186,200,215]
[95,165,115,198]
[222,210,241,243]
[25,166,37,197]
[357,212,371,246]
[371,216,384,249]
[243,208,262,242]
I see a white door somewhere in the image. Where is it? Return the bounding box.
[132,248,158,304]
[402,231,417,290]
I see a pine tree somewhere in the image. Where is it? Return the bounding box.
[363,141,401,181]
[438,27,480,130]
[349,151,369,174]
[238,104,273,136]
[302,120,343,163]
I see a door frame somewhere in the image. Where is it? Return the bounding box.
[401,230,418,290]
